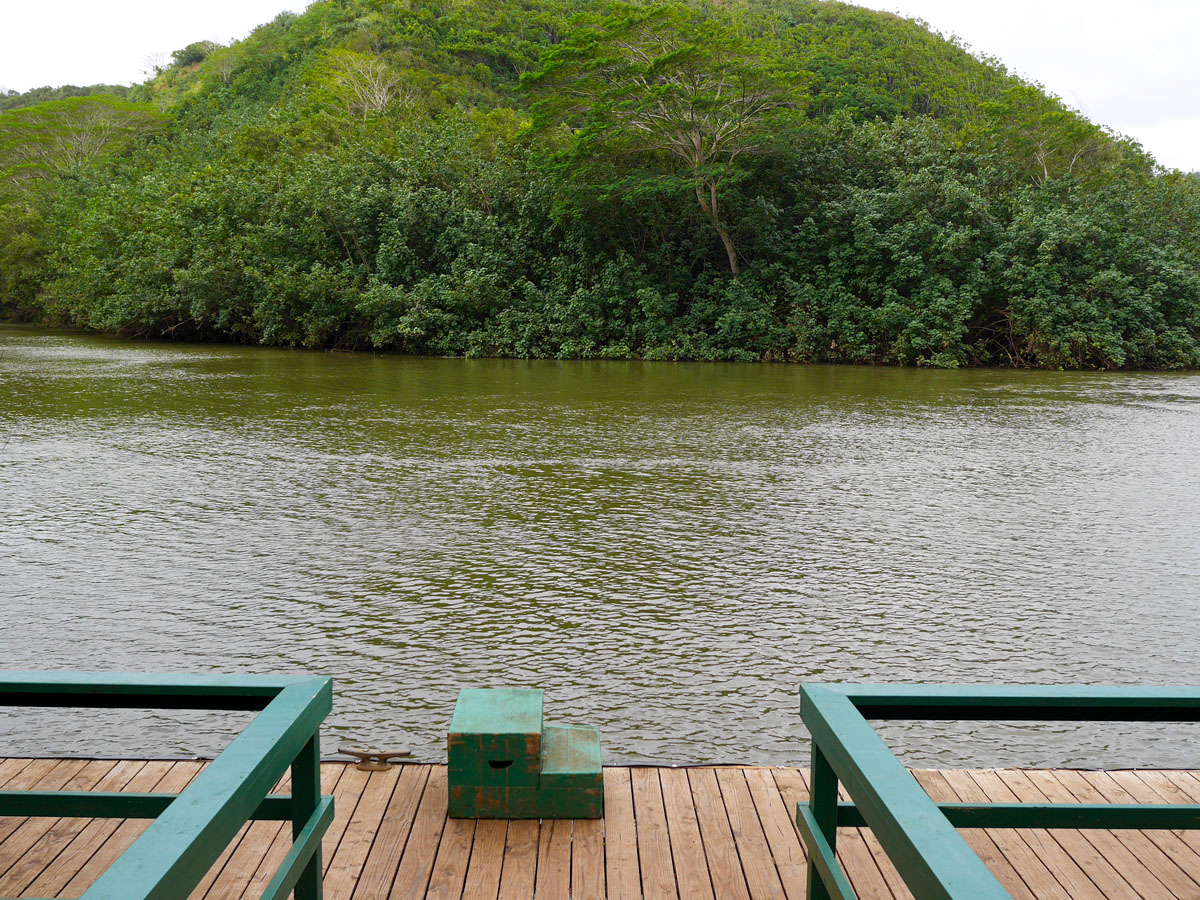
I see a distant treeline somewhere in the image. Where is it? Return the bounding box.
[2,0,1198,368]
[0,84,133,112]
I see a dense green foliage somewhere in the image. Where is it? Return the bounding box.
[2,0,1198,367]
[0,84,133,112]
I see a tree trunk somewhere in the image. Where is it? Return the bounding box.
[696,180,740,276]
[715,223,740,276]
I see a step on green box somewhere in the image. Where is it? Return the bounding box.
[447,688,603,819]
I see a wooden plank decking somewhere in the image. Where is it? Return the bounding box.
[1,759,1199,898]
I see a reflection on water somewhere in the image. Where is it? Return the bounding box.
[1,325,1199,767]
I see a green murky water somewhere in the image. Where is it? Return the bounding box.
[2,325,1198,766]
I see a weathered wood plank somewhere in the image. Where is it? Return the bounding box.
[660,767,715,900]
[914,770,1038,900]
[200,777,290,900]
[197,767,297,900]
[1158,770,1200,870]
[323,763,403,900]
[690,767,751,900]
[741,768,806,900]
[0,763,142,897]
[533,817,572,900]
[1000,769,1141,898]
[388,764,449,900]
[1046,769,1196,899]
[423,810,474,900]
[0,759,38,788]
[460,818,506,900]
[236,763,345,900]
[187,825,250,899]
[350,763,429,900]
[28,760,187,897]
[571,816,606,900]
[322,764,373,868]
[714,767,787,900]
[188,808,251,898]
[1098,770,1200,889]
[0,758,90,848]
[62,760,206,896]
[1169,771,1200,802]
[631,767,677,900]
[604,766,642,900]
[969,769,1109,900]
[788,766,897,900]
[0,759,138,895]
[495,819,538,900]
[204,821,283,900]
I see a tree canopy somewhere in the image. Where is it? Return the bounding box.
[0,0,1196,369]
[526,3,809,274]
[0,84,133,112]
[0,96,163,187]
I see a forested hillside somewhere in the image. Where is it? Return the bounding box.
[0,84,134,112]
[2,0,1198,368]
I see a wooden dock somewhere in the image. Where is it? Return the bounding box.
[1,759,1199,898]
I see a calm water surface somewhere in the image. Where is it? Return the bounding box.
[1,325,1198,767]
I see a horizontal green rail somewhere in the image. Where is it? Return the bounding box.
[835,800,1200,830]
[0,791,297,820]
[0,671,334,900]
[0,671,320,710]
[832,683,1200,722]
[796,804,857,900]
[798,683,1200,900]
[260,796,335,900]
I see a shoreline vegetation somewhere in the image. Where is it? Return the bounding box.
[2,0,1198,370]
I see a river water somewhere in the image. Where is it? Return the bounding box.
[1,325,1198,767]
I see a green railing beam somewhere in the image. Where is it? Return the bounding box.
[82,678,331,900]
[798,683,1200,900]
[260,796,334,900]
[0,791,297,820]
[290,735,324,900]
[0,671,318,710]
[835,800,1200,830]
[802,685,1010,900]
[795,803,858,900]
[0,671,334,900]
[834,684,1200,722]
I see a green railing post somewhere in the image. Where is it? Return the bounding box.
[794,684,1200,900]
[806,745,838,900]
[291,734,323,900]
[0,672,335,900]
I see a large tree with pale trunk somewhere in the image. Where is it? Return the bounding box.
[0,96,163,187]
[323,50,413,118]
[526,2,808,275]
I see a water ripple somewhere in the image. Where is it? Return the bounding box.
[1,326,1198,767]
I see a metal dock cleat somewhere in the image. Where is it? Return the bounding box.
[338,746,413,771]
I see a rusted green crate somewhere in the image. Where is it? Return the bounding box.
[447,688,602,819]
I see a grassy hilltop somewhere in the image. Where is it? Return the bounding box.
[2,0,1198,368]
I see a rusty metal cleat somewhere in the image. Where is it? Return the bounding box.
[338,747,413,771]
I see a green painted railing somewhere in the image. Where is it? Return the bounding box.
[0,672,334,900]
[798,684,1200,900]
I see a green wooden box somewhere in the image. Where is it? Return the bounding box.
[446,688,603,819]
[448,688,543,791]
[538,724,604,817]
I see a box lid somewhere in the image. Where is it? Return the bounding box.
[449,688,544,737]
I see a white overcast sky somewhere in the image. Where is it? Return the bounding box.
[1,0,1197,171]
